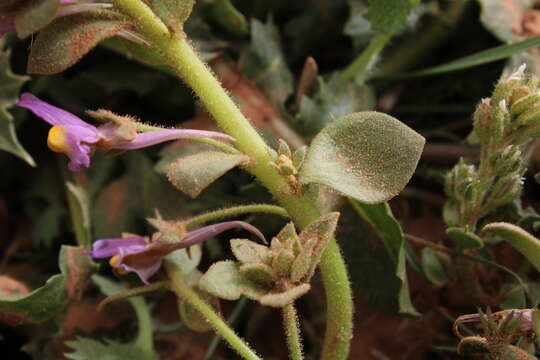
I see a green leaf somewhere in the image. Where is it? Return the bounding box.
[199,261,268,301]
[379,35,540,79]
[14,0,59,39]
[446,227,484,250]
[205,0,248,36]
[350,201,418,315]
[166,151,249,198]
[230,238,271,264]
[148,0,195,33]
[65,337,146,360]
[178,271,219,333]
[66,181,92,249]
[295,74,375,138]
[239,18,294,106]
[299,112,425,204]
[239,263,277,286]
[27,12,130,75]
[85,275,155,359]
[0,246,96,326]
[0,44,34,166]
[483,222,540,272]
[259,283,311,308]
[364,0,420,34]
[421,248,449,287]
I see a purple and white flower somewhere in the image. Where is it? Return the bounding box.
[87,221,266,284]
[17,93,234,171]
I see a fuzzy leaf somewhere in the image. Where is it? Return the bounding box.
[14,0,59,39]
[0,45,34,166]
[364,0,420,34]
[0,246,96,326]
[148,0,195,33]
[272,249,295,277]
[290,238,316,283]
[27,12,130,75]
[483,222,540,272]
[259,283,310,308]
[179,286,219,332]
[230,238,271,264]
[239,263,277,286]
[299,112,425,204]
[199,261,267,301]
[239,18,293,106]
[166,151,249,198]
[350,201,418,315]
[299,212,340,279]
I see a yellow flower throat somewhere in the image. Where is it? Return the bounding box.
[47,125,72,154]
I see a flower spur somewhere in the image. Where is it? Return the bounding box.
[17,93,234,171]
[87,221,266,284]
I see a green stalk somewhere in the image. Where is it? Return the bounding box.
[185,204,289,230]
[113,1,354,358]
[341,33,392,82]
[131,296,156,359]
[283,303,304,360]
[165,260,261,360]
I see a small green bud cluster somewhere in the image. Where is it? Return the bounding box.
[268,139,307,181]
[200,213,339,308]
[444,66,533,231]
[474,65,540,146]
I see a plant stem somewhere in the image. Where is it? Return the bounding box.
[165,260,261,360]
[185,204,290,230]
[283,303,304,360]
[131,295,156,359]
[205,296,249,360]
[341,33,392,82]
[113,1,354,358]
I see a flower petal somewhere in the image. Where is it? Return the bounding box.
[113,129,235,150]
[63,124,100,171]
[17,93,97,130]
[182,221,267,246]
[87,236,147,258]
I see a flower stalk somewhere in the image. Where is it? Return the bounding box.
[113,1,354,358]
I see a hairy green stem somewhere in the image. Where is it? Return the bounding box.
[99,281,168,311]
[283,303,304,360]
[114,1,353,358]
[185,204,290,230]
[342,33,392,82]
[165,260,261,360]
[205,296,249,360]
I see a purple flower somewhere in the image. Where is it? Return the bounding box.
[17,93,234,171]
[87,221,266,284]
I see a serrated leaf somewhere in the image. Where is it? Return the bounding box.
[239,18,293,106]
[166,151,249,198]
[0,45,34,165]
[295,74,375,139]
[299,112,425,204]
[350,201,418,315]
[199,261,268,301]
[27,12,130,75]
[483,222,540,272]
[14,0,59,39]
[0,246,96,326]
[259,283,310,308]
[364,0,420,34]
[148,0,194,33]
